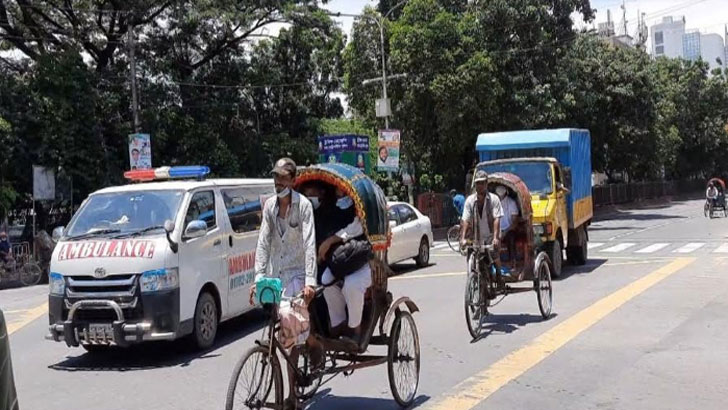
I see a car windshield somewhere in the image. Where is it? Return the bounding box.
[480,162,553,195]
[65,190,184,239]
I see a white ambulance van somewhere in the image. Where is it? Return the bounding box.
[47,166,274,351]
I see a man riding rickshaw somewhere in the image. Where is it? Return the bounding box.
[228,161,421,410]
[705,178,727,218]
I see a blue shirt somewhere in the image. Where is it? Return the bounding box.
[453,194,465,216]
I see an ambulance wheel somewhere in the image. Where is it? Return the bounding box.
[192,291,218,350]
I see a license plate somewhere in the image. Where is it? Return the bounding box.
[88,323,113,341]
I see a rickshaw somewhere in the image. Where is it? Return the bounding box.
[225,163,421,410]
[463,172,554,339]
[0,241,43,287]
[704,178,727,218]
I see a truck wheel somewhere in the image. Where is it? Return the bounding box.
[567,227,588,266]
[546,241,563,278]
[192,292,218,350]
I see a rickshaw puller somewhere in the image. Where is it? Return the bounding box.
[460,170,504,268]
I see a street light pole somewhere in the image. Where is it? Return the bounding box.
[378,19,389,129]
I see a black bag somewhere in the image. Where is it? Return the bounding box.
[327,236,373,281]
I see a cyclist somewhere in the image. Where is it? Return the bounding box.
[450,189,465,220]
[459,170,503,254]
[0,231,13,269]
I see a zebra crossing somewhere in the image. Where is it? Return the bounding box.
[589,241,728,255]
[432,240,728,255]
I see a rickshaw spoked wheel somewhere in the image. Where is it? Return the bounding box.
[387,310,420,408]
[534,252,553,319]
[225,345,284,410]
[464,267,485,339]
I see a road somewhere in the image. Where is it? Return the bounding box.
[4,198,728,410]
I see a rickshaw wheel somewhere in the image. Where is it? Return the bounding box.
[225,345,283,410]
[464,269,484,339]
[534,252,553,319]
[295,348,323,401]
[387,311,420,408]
[20,262,42,286]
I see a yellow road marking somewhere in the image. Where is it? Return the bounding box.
[427,257,695,410]
[603,260,664,267]
[7,303,48,336]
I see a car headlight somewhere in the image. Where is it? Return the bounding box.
[49,272,65,295]
[140,268,179,293]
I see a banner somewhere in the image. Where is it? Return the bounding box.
[377,129,400,172]
[32,165,55,200]
[128,133,152,170]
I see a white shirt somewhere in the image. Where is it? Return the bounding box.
[499,196,519,233]
[255,191,317,288]
[462,193,504,244]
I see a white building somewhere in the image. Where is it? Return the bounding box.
[700,33,726,71]
[651,16,686,58]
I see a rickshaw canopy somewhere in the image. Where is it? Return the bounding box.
[295,163,390,251]
[487,172,534,222]
[708,178,726,190]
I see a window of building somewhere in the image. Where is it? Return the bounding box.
[654,31,664,44]
[656,45,664,55]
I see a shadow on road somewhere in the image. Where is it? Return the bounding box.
[556,258,607,281]
[471,313,559,343]
[592,213,687,224]
[389,262,426,277]
[47,309,268,372]
[306,388,430,410]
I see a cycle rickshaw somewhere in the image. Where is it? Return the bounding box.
[463,172,554,339]
[704,178,727,218]
[225,163,421,409]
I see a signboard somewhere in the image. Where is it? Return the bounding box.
[128,133,152,170]
[32,165,55,200]
[318,135,371,173]
[377,129,400,172]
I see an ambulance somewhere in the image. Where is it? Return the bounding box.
[47,166,274,351]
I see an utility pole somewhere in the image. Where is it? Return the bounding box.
[128,22,140,133]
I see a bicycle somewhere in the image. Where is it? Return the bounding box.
[446,223,461,252]
[1,242,42,287]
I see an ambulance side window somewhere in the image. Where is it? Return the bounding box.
[221,187,271,234]
[185,191,217,230]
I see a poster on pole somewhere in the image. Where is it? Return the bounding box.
[377,129,400,172]
[128,133,152,170]
[32,165,55,200]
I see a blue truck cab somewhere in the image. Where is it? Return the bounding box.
[475,129,593,277]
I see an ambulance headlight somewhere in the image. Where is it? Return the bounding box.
[49,272,65,295]
[140,268,179,293]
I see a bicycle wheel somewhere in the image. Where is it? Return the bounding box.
[295,346,323,402]
[464,256,485,339]
[447,225,461,252]
[534,252,553,319]
[20,262,42,286]
[388,311,421,408]
[225,345,284,410]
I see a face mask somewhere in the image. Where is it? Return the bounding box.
[308,197,320,210]
[276,187,290,198]
[336,196,354,210]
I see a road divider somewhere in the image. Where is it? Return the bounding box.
[426,257,695,410]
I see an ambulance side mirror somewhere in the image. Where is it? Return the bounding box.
[52,226,64,242]
[164,220,178,253]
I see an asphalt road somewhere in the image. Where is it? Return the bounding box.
[3,198,728,410]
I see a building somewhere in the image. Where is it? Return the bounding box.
[700,33,725,71]
[682,31,701,61]
[651,16,686,58]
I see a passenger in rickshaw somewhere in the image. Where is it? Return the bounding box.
[301,181,372,347]
[495,185,520,269]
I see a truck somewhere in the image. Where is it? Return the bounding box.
[475,128,592,277]
[46,165,275,351]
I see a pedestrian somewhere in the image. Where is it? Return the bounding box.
[0,231,13,268]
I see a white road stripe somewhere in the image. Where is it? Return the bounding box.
[673,243,705,253]
[713,244,728,253]
[601,243,637,253]
[635,243,670,253]
[588,242,605,250]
